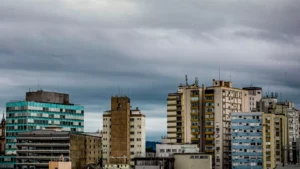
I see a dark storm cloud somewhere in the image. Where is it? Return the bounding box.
[1,0,300,139]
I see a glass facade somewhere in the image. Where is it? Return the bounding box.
[231,113,263,169]
[5,101,84,155]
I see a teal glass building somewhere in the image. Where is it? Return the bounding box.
[5,91,84,155]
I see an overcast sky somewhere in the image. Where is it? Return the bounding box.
[1,0,300,141]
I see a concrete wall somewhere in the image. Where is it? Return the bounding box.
[174,154,212,169]
[70,134,102,169]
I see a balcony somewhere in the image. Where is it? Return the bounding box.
[17,156,70,159]
[17,163,48,166]
[17,149,69,153]
[16,143,70,147]
[205,150,214,153]
[205,138,214,141]
[205,132,214,135]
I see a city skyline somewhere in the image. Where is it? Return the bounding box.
[1,0,300,141]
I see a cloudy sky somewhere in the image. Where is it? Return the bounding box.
[1,0,300,141]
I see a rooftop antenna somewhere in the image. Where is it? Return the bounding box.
[219,68,220,81]
[230,74,231,82]
[185,75,188,86]
[284,72,288,101]
[195,77,199,86]
[118,85,120,96]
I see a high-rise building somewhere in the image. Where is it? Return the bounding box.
[16,129,101,169]
[231,112,289,169]
[167,78,250,169]
[102,96,146,169]
[242,87,262,112]
[203,79,249,169]
[5,90,84,155]
[257,98,299,164]
[167,77,203,146]
[231,112,263,169]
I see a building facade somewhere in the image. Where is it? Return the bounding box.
[174,153,212,169]
[231,112,263,169]
[231,112,289,169]
[167,77,203,146]
[5,90,84,155]
[257,98,299,164]
[167,78,249,169]
[102,96,146,168]
[204,80,249,169]
[242,87,262,112]
[16,130,102,169]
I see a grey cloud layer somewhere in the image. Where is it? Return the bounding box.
[0,0,300,139]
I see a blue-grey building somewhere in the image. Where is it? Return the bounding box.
[5,90,84,155]
[231,112,263,169]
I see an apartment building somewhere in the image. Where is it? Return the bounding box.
[231,112,263,169]
[204,80,249,169]
[167,78,249,169]
[167,77,203,146]
[258,99,299,163]
[242,87,262,112]
[5,90,84,155]
[231,112,289,169]
[102,96,146,169]
[16,129,102,169]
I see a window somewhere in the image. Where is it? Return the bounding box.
[172,149,177,153]
[166,149,171,153]
[160,149,165,153]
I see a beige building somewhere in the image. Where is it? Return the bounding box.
[167,77,203,146]
[174,153,212,169]
[49,161,71,169]
[102,96,146,169]
[258,98,299,164]
[263,113,289,169]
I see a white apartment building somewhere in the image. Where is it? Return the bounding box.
[242,87,262,111]
[156,144,199,157]
[102,97,146,169]
[204,80,249,169]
